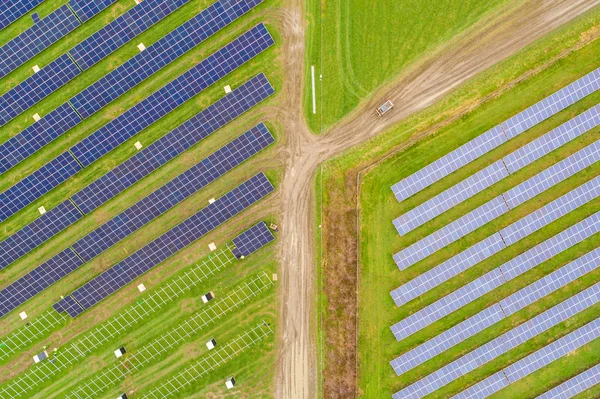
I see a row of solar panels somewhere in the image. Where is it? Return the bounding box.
[0,0,122,80]
[0,23,274,223]
[0,73,274,274]
[0,0,44,31]
[0,0,199,127]
[390,67,600,202]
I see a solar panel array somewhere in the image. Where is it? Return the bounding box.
[54,173,274,318]
[390,176,600,307]
[70,24,274,167]
[454,317,600,399]
[0,74,274,270]
[231,221,275,259]
[70,0,263,118]
[0,248,84,318]
[393,283,600,399]
[0,5,81,79]
[73,73,274,214]
[392,104,600,235]
[68,0,189,70]
[0,28,274,221]
[67,0,118,22]
[0,102,81,174]
[0,0,44,31]
[0,0,259,173]
[390,245,600,377]
[537,363,600,399]
[390,68,600,202]
[0,54,81,126]
[72,123,274,262]
[0,200,82,270]
[0,152,82,222]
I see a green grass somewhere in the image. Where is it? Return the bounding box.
[303,0,520,132]
[316,5,600,399]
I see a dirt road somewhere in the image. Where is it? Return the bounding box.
[274,0,600,398]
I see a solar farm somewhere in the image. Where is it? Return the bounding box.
[0,0,280,397]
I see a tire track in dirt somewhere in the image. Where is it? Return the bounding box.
[274,0,600,398]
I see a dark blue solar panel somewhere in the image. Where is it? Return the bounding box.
[70,0,263,117]
[72,123,274,262]
[0,5,80,79]
[57,173,274,317]
[0,200,82,270]
[52,294,84,316]
[0,54,81,127]
[69,0,189,70]
[231,221,274,259]
[68,0,118,22]
[71,73,274,213]
[0,152,81,222]
[0,248,84,318]
[0,102,81,174]
[0,0,45,31]
[70,24,274,166]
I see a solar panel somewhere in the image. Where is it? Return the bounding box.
[390,268,506,341]
[71,123,274,262]
[0,5,81,79]
[0,152,81,222]
[68,0,118,22]
[537,363,600,399]
[51,294,84,315]
[71,73,274,214]
[392,104,600,235]
[231,221,275,259]
[0,200,82,270]
[68,0,189,70]
[0,103,81,174]
[452,372,510,399]
[54,173,274,318]
[394,283,600,399]
[393,196,509,270]
[391,67,600,202]
[391,233,505,306]
[0,54,81,127]
[0,248,84,318]
[70,24,274,167]
[70,0,263,117]
[0,0,45,31]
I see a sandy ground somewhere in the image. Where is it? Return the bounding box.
[273,0,600,398]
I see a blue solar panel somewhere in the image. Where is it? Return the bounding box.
[0,248,84,318]
[69,0,189,70]
[0,103,81,174]
[537,363,600,399]
[70,0,263,117]
[0,200,82,270]
[0,152,81,222]
[0,0,45,31]
[71,73,274,214]
[0,5,81,79]
[231,221,274,259]
[0,54,81,127]
[70,24,274,167]
[68,0,118,22]
[52,294,84,315]
[72,123,274,262]
[55,173,274,317]
[391,68,600,202]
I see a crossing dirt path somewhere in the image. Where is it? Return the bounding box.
[273,0,600,398]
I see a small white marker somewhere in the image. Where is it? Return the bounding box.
[137,283,146,292]
[38,206,46,215]
[134,0,143,4]
[137,43,146,52]
[134,141,143,150]
[33,113,41,122]
[206,338,216,350]
[19,311,28,320]
[208,242,217,251]
[208,198,216,204]
[224,85,232,94]
[32,65,40,73]
[272,274,278,281]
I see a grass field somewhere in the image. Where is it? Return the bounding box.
[315,5,600,399]
[0,0,284,397]
[303,0,521,133]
